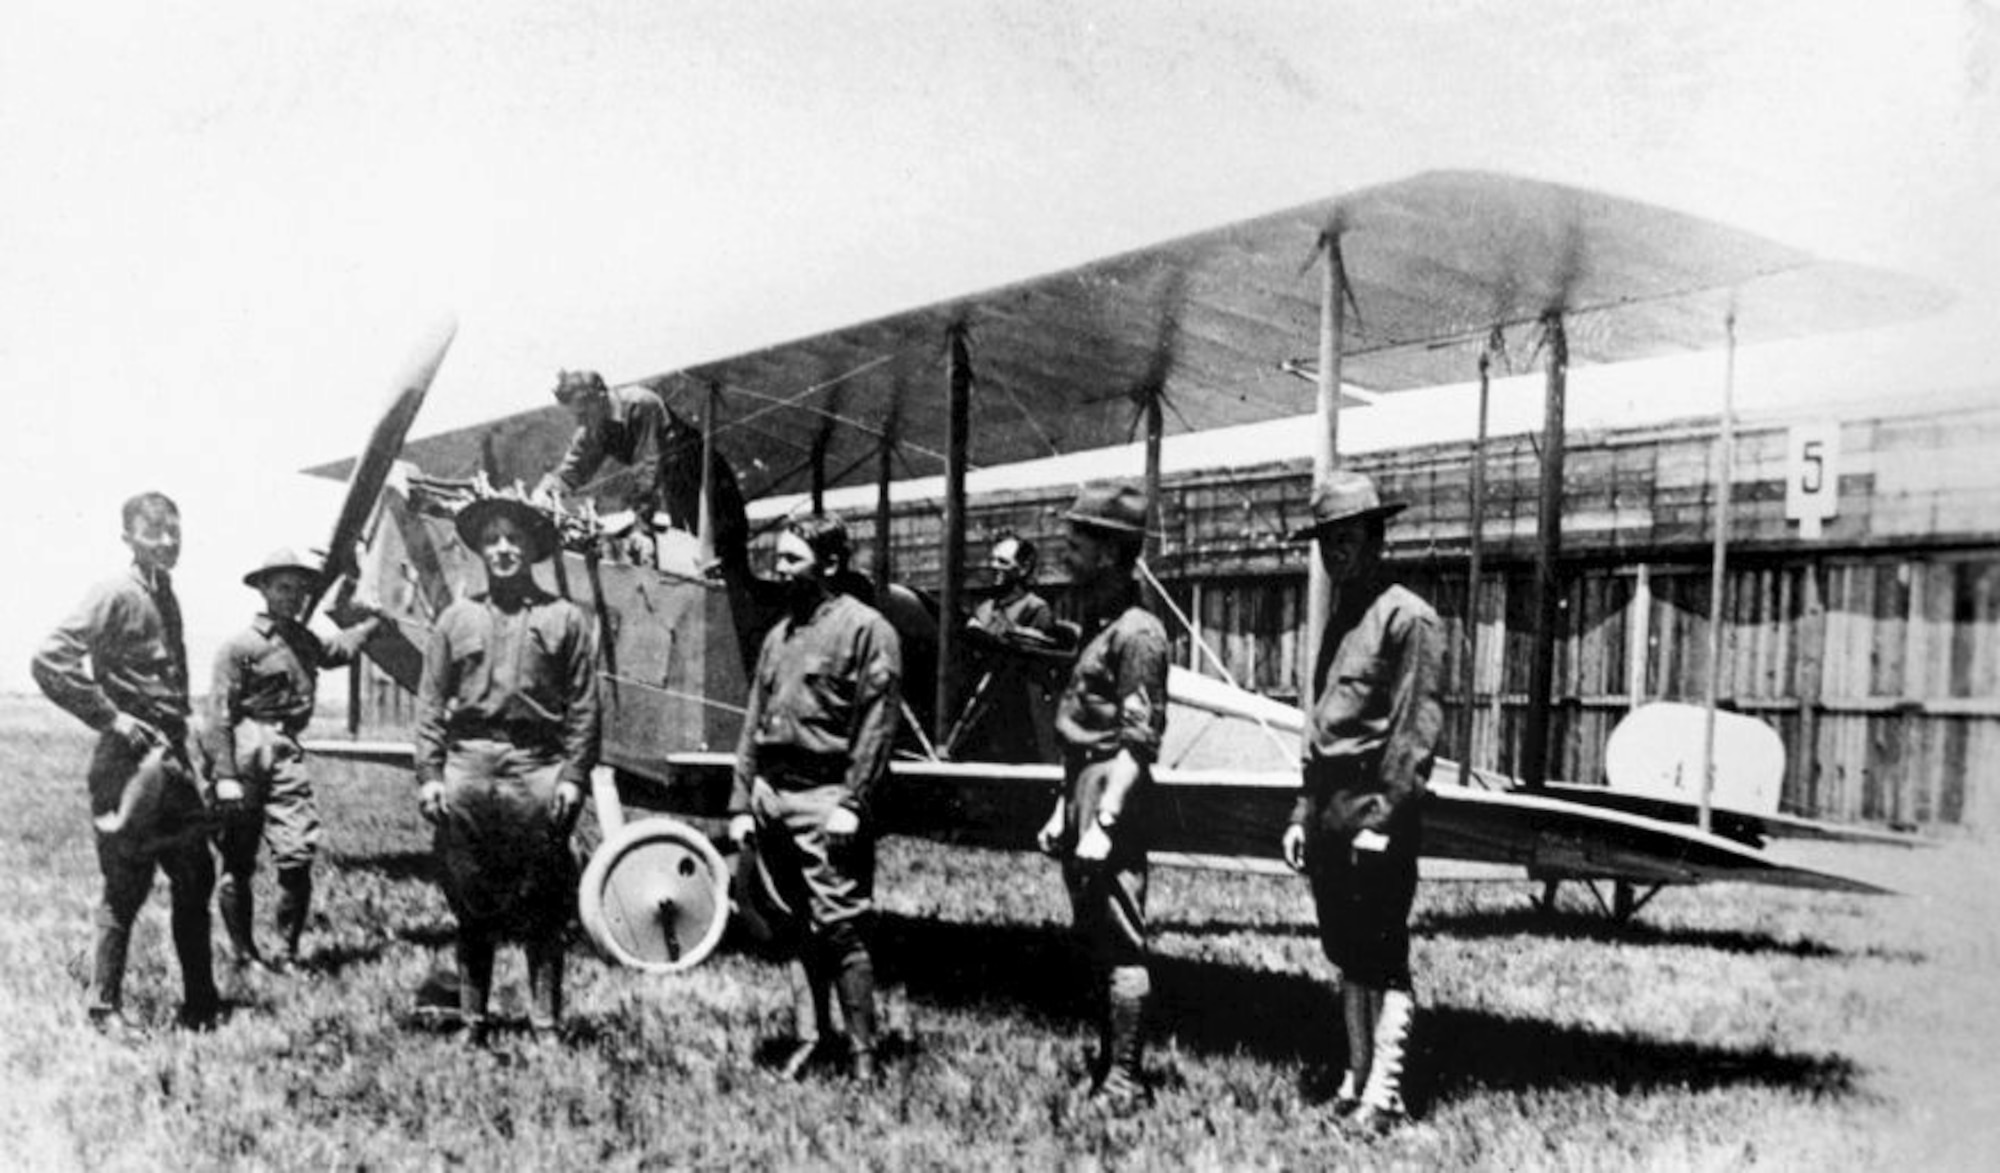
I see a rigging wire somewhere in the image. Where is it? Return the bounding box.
[1136,557,1297,765]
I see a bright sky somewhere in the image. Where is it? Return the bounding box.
[3,0,1995,693]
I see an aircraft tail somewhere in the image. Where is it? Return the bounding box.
[1603,702,1785,815]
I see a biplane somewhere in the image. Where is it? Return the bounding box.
[305,170,1942,970]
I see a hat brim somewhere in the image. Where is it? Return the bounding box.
[1286,501,1406,543]
[243,563,322,588]
[1063,509,1149,537]
[454,498,562,563]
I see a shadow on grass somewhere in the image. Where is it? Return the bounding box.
[1420,1004,1862,1104]
[305,922,455,975]
[871,913,1863,1104]
[1417,905,1926,962]
[1150,918,1317,940]
[325,849,436,884]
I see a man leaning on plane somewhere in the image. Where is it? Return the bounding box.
[961,531,1063,763]
[1280,469,1445,1134]
[208,547,390,974]
[532,369,678,562]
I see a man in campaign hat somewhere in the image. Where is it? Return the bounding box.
[208,547,391,972]
[1035,480,1169,1110]
[1280,469,1444,1133]
[416,496,599,1043]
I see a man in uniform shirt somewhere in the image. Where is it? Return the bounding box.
[415,497,599,1043]
[728,515,902,1081]
[963,533,1061,763]
[969,533,1056,640]
[1279,470,1444,1133]
[208,548,389,971]
[532,368,752,564]
[1035,482,1169,1109]
[32,491,220,1034]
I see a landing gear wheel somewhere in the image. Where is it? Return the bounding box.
[578,816,731,972]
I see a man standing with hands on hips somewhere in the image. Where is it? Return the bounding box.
[1280,470,1444,1134]
[1036,481,1169,1111]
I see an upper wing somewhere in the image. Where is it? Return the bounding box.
[307,170,1946,501]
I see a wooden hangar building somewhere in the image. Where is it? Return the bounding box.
[834,391,2000,836]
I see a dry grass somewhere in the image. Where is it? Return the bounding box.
[0,694,1994,1170]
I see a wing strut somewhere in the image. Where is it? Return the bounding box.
[1522,313,1569,788]
[934,322,972,747]
[1699,310,1740,834]
[872,387,901,596]
[1459,345,1496,787]
[1301,227,1349,713]
[698,383,719,567]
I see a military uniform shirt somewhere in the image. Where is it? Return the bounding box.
[1292,580,1445,832]
[208,614,372,777]
[415,587,601,788]
[1054,599,1168,765]
[731,592,902,816]
[32,564,190,733]
[552,384,673,520]
[970,589,1056,640]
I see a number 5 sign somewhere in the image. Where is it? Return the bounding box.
[1785,422,1841,539]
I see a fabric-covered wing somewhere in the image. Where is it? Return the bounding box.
[636,752,1887,894]
[309,170,1945,500]
[1536,782,1930,849]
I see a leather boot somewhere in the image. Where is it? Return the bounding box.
[89,911,133,1019]
[1095,964,1149,1110]
[275,866,313,966]
[779,953,834,1079]
[1350,988,1415,1134]
[1336,981,1376,1116]
[172,877,220,1028]
[1087,972,1112,1090]
[526,936,565,1034]
[457,931,495,1048]
[217,872,262,965]
[834,946,880,1081]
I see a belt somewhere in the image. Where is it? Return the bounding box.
[758,746,848,788]
[450,717,560,749]
[1305,754,1381,790]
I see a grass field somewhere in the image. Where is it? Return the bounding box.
[1,696,1995,1171]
